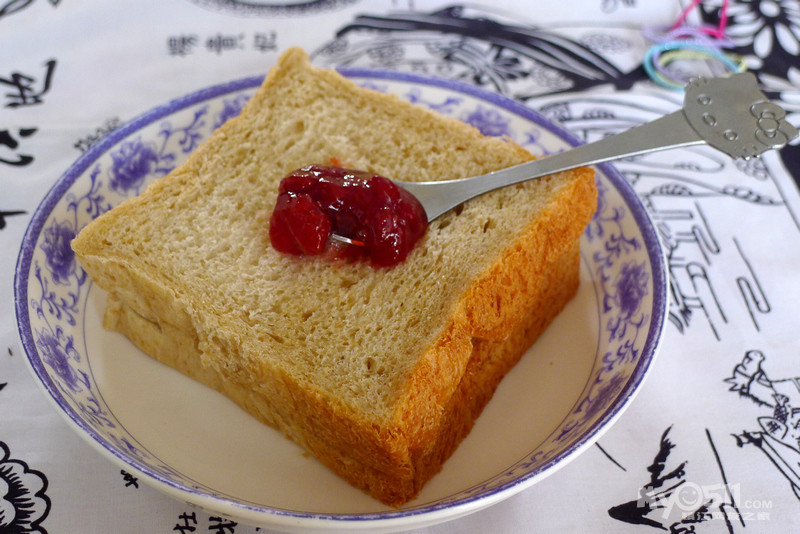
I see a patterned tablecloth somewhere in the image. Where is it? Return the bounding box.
[2,1,799,532]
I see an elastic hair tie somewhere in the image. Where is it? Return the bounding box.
[643,41,744,90]
[659,48,746,73]
[642,0,737,90]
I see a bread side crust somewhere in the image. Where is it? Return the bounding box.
[105,239,581,506]
[410,240,582,496]
[392,167,596,457]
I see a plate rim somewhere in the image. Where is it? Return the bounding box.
[13,68,668,529]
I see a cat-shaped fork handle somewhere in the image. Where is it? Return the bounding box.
[395,72,799,222]
[682,72,798,159]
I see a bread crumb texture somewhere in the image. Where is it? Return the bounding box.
[72,47,597,506]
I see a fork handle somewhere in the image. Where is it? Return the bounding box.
[400,110,705,221]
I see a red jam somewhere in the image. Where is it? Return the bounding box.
[269,164,428,267]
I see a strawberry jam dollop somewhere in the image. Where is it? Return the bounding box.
[269,164,428,267]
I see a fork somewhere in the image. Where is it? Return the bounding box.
[344,72,797,237]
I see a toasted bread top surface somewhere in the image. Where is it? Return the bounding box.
[72,48,595,425]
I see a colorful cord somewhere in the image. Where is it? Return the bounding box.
[643,0,743,90]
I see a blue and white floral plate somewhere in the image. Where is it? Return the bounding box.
[15,70,667,532]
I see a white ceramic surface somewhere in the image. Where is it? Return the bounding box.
[15,70,668,532]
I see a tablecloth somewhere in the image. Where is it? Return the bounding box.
[2,1,800,532]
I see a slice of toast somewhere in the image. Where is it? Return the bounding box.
[71,47,597,506]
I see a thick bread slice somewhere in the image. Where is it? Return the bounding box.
[104,241,581,505]
[71,47,597,506]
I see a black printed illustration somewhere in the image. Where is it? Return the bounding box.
[535,93,782,341]
[698,0,800,188]
[700,0,800,80]
[0,0,59,21]
[657,218,772,341]
[727,350,800,500]
[0,440,51,533]
[0,208,27,230]
[313,5,643,98]
[607,427,743,531]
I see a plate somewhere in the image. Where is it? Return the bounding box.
[14,69,667,532]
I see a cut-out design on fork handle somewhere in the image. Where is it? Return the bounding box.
[682,73,798,160]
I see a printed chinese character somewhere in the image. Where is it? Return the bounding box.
[0,128,37,167]
[208,516,237,533]
[1,59,56,108]
[120,469,138,488]
[173,511,198,533]
[206,33,243,54]
[74,117,122,153]
[253,31,277,52]
[168,34,199,56]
